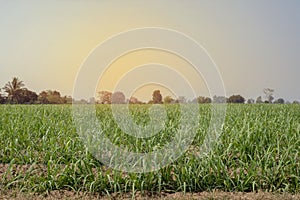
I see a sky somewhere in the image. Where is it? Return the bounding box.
[0,1,300,102]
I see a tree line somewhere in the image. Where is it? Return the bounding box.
[98,89,299,105]
[0,77,72,104]
[0,77,299,105]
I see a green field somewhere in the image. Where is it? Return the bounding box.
[0,104,299,195]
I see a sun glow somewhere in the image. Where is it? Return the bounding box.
[96,49,209,102]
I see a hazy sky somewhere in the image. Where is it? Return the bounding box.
[0,1,299,101]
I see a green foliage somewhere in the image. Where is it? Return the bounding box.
[194,96,212,104]
[38,90,68,104]
[3,77,26,104]
[164,96,175,104]
[152,90,163,104]
[0,104,299,194]
[228,95,245,103]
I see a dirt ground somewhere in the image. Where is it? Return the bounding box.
[0,190,299,200]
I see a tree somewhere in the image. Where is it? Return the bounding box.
[293,100,300,104]
[3,77,25,103]
[201,96,212,104]
[0,89,5,104]
[192,96,211,104]
[111,91,125,104]
[38,91,49,104]
[47,90,63,104]
[58,95,73,104]
[164,96,175,104]
[205,97,212,103]
[16,89,38,104]
[76,99,88,104]
[256,96,263,104]
[88,97,95,104]
[129,96,143,104]
[63,96,73,104]
[47,90,62,104]
[152,90,162,104]
[247,98,255,104]
[176,96,186,104]
[98,91,112,104]
[263,88,274,103]
[274,98,285,104]
[148,100,154,104]
[213,95,227,103]
[228,95,245,104]
[38,90,64,104]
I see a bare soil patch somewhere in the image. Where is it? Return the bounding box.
[0,190,299,200]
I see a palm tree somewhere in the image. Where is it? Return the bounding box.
[3,77,25,103]
[0,89,5,104]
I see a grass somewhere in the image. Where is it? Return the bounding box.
[0,104,299,195]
